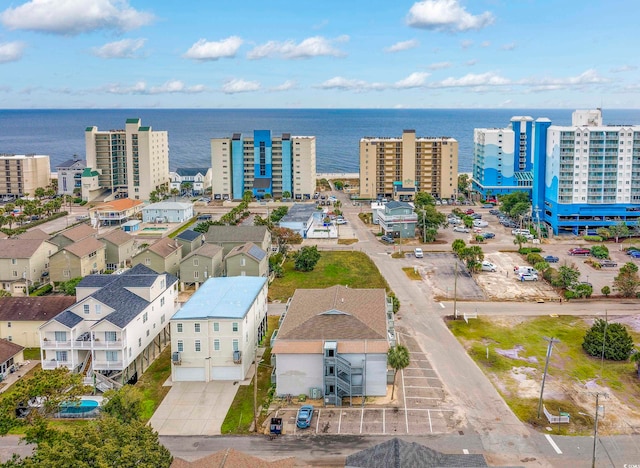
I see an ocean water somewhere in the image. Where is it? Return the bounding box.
[1,109,640,174]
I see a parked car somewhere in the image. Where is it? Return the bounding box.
[470,213,482,219]
[465,209,475,215]
[519,273,539,281]
[481,261,497,272]
[336,218,347,225]
[473,220,488,228]
[380,235,395,244]
[296,405,314,429]
[544,255,559,263]
[630,251,640,259]
[568,248,591,256]
[482,232,496,239]
[414,248,424,258]
[600,260,618,267]
[489,209,501,215]
[453,226,470,233]
[626,249,640,256]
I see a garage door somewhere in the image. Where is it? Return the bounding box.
[174,367,205,382]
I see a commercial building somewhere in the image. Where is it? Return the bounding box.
[56,156,86,196]
[472,116,535,198]
[533,109,640,235]
[170,276,268,382]
[85,118,169,201]
[0,154,51,199]
[359,130,458,201]
[272,285,395,405]
[211,131,316,201]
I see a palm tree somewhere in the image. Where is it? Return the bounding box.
[387,344,410,400]
[631,350,640,378]
[513,234,527,250]
[170,188,180,201]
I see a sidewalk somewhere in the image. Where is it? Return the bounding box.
[0,360,40,394]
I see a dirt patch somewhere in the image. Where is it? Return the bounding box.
[495,346,539,364]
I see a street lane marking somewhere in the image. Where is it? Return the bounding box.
[463,449,469,454]
[360,408,364,434]
[427,409,433,433]
[544,434,563,454]
[338,410,343,433]
[440,302,445,308]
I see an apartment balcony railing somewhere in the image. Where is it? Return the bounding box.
[42,359,71,370]
[93,340,125,349]
[93,360,124,370]
[42,339,125,349]
[42,340,72,349]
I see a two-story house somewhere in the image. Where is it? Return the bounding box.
[179,243,223,289]
[272,285,395,405]
[375,201,418,239]
[131,237,182,275]
[224,242,268,278]
[39,264,179,384]
[141,201,194,224]
[0,297,75,347]
[0,238,58,296]
[88,199,144,227]
[56,157,86,196]
[98,229,137,270]
[49,237,106,282]
[169,167,212,196]
[204,225,271,256]
[174,230,204,257]
[49,224,97,249]
[170,276,268,382]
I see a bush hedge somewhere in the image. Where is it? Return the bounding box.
[30,284,53,296]
[519,247,542,255]
[583,235,603,242]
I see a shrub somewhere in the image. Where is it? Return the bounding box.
[564,290,576,300]
[519,247,542,255]
[583,235,603,242]
[526,253,544,265]
[582,319,634,361]
[601,286,611,297]
[590,245,609,259]
[30,284,53,296]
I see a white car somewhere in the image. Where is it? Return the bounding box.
[336,218,347,225]
[481,261,497,272]
[414,248,424,258]
[473,220,488,228]
[519,273,539,281]
[453,226,470,233]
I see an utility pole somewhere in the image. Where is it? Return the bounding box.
[590,392,607,468]
[537,336,560,418]
[453,261,458,320]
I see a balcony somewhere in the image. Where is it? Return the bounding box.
[93,340,125,349]
[42,359,71,370]
[93,360,124,370]
[42,340,72,349]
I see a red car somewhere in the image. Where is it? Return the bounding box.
[568,248,590,256]
[465,209,475,215]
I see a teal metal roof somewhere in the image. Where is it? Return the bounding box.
[126,118,140,124]
[515,171,534,181]
[172,277,267,320]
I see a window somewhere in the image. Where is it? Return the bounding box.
[129,347,132,357]
[95,304,101,314]
[83,304,90,314]
[160,279,165,289]
[7,336,12,342]
[240,258,246,266]
[143,312,148,323]
[160,297,165,306]
[177,340,184,352]
[232,322,238,332]
[214,322,219,332]
[54,331,66,342]
[63,270,70,278]
[105,331,117,342]
[214,339,220,351]
[138,337,142,347]
[160,314,165,324]
[194,323,201,333]
[11,259,16,265]
[145,258,151,265]
[106,351,118,362]
[177,323,183,332]
[232,339,239,351]
[12,271,17,277]
[193,258,199,266]
[146,329,150,337]
[194,271,199,279]
[7,322,11,328]
[195,340,201,352]
[55,351,67,362]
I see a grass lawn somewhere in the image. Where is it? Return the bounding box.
[448,315,640,434]
[402,267,421,280]
[23,348,40,361]
[221,315,279,434]
[135,346,172,422]
[268,251,389,301]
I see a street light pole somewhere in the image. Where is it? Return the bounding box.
[591,392,600,468]
[453,261,458,320]
[537,336,560,418]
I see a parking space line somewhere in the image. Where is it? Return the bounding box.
[463,449,469,455]
[427,409,433,433]
[544,434,562,454]
[401,366,409,434]
[338,410,343,434]
[360,408,364,434]
[439,302,445,308]
[383,408,386,434]
[406,408,456,412]
[316,409,321,433]
[404,367,435,371]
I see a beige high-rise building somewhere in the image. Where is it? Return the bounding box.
[211,130,316,201]
[359,130,458,201]
[0,154,51,199]
[85,118,169,201]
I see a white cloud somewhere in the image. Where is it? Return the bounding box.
[524,69,609,91]
[315,76,385,91]
[221,78,260,94]
[430,72,510,88]
[270,80,297,92]
[460,40,473,49]
[91,38,146,59]
[102,80,205,95]
[407,0,494,32]
[384,39,419,53]
[0,41,26,63]
[0,0,154,35]
[428,61,452,70]
[611,65,637,73]
[247,36,347,60]
[465,59,477,66]
[395,72,430,88]
[183,36,243,61]
[501,42,516,51]
[481,41,491,48]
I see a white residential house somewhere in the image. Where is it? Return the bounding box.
[141,201,194,224]
[169,168,212,196]
[170,276,268,382]
[39,264,179,384]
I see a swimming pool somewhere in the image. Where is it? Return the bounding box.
[59,399,100,415]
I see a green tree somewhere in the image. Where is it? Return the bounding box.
[413,192,436,208]
[601,285,611,297]
[630,350,640,377]
[590,245,609,259]
[271,226,302,255]
[294,246,321,272]
[281,190,291,199]
[242,190,253,203]
[457,174,470,195]
[582,319,634,361]
[333,180,344,190]
[58,277,83,296]
[474,234,485,243]
[572,283,593,298]
[387,344,410,399]
[613,262,640,297]
[534,261,550,273]
[596,228,611,240]
[510,201,530,227]
[555,265,580,289]
[609,222,630,244]
[451,239,466,256]
[459,246,484,272]
[500,192,530,214]
[513,234,527,250]
[102,386,144,424]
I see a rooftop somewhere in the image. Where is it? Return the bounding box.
[56,224,97,242]
[182,243,222,261]
[0,297,76,322]
[279,203,317,223]
[16,228,50,240]
[175,167,209,177]
[143,201,193,210]
[205,225,268,244]
[146,237,181,258]
[98,229,133,246]
[225,242,266,261]
[0,340,24,363]
[90,198,144,213]
[173,276,267,320]
[175,230,203,242]
[0,238,52,259]
[62,237,105,258]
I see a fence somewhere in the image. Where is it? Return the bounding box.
[543,405,570,424]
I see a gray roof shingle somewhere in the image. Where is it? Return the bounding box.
[0,297,76,322]
[176,230,203,242]
[205,225,268,244]
[53,310,84,329]
[176,167,209,177]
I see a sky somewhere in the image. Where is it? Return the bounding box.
[0,0,638,109]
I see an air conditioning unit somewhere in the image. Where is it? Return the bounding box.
[172,352,181,365]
